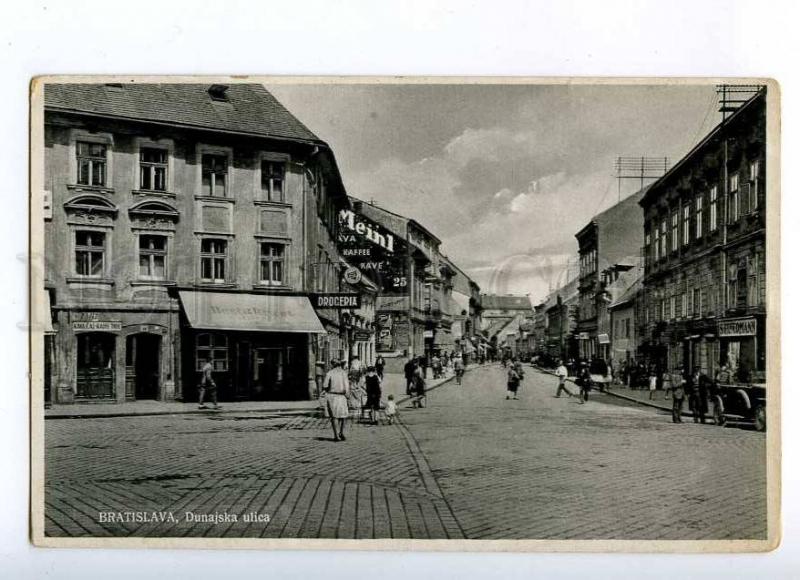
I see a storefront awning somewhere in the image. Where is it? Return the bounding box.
[179,291,325,334]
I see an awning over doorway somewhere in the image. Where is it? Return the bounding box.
[179,291,325,334]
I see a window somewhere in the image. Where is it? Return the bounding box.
[729,172,740,222]
[201,154,228,197]
[138,235,167,280]
[693,287,701,316]
[200,238,227,282]
[259,243,285,285]
[261,161,286,202]
[749,160,760,210]
[682,205,690,246]
[75,231,105,277]
[140,148,168,192]
[660,220,667,258]
[196,333,228,371]
[671,211,679,252]
[669,295,677,320]
[709,186,718,231]
[644,231,651,265]
[681,293,688,318]
[76,142,107,186]
[695,196,703,239]
[653,225,661,261]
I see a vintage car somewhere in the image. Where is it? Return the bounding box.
[709,382,767,432]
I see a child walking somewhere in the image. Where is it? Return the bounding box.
[385,394,398,424]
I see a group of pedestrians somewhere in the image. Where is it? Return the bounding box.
[403,356,429,408]
[553,359,591,403]
[662,366,715,424]
[321,358,398,442]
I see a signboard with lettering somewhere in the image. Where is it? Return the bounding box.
[353,330,372,342]
[718,317,757,337]
[311,293,362,309]
[73,321,122,332]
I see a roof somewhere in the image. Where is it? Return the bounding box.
[481,294,532,311]
[44,83,320,143]
[576,186,648,242]
[640,88,766,208]
[609,271,643,310]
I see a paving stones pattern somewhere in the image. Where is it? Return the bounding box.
[44,365,767,540]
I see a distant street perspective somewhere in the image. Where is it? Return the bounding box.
[45,364,766,539]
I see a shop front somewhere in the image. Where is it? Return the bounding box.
[51,307,178,405]
[178,291,324,402]
[718,315,765,383]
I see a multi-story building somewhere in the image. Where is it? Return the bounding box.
[480,294,533,358]
[343,198,456,371]
[639,89,766,381]
[445,258,483,361]
[543,277,580,362]
[575,189,645,360]
[607,270,643,366]
[43,83,353,405]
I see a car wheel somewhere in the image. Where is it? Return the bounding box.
[754,405,767,432]
[712,396,726,426]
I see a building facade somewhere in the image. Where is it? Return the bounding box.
[43,83,353,404]
[639,89,767,381]
[575,189,645,360]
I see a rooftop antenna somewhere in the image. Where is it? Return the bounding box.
[614,156,670,201]
[716,84,764,121]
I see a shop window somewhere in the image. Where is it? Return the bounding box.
[709,186,718,231]
[195,333,228,371]
[75,230,106,277]
[76,332,115,399]
[200,238,228,283]
[140,148,168,192]
[259,242,286,286]
[76,141,108,187]
[139,235,168,280]
[201,154,228,197]
[261,161,286,202]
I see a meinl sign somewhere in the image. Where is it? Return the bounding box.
[718,317,757,337]
[311,293,362,309]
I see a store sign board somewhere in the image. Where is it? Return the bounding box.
[73,321,122,332]
[598,333,610,344]
[353,330,372,342]
[718,317,757,337]
[311,293,362,309]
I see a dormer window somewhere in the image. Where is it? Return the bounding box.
[208,84,230,102]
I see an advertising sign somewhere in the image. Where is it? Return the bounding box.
[718,317,757,337]
[311,293,362,309]
[73,321,122,332]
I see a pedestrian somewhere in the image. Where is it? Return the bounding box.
[364,366,382,425]
[198,357,221,410]
[404,357,416,396]
[648,366,657,400]
[412,363,427,408]
[667,366,686,423]
[385,394,398,424]
[420,355,428,381]
[348,355,363,387]
[431,353,442,379]
[576,363,591,403]
[375,354,385,380]
[322,359,351,441]
[555,359,572,397]
[514,357,525,384]
[453,354,464,385]
[688,366,709,424]
[506,362,521,400]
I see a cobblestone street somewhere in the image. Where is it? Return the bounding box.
[45,365,767,540]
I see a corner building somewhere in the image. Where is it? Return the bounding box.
[43,83,350,404]
[639,89,766,381]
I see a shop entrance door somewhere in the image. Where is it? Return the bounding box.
[76,332,115,399]
[126,334,161,400]
[252,347,283,399]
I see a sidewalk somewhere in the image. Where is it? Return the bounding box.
[44,364,484,420]
[531,365,691,417]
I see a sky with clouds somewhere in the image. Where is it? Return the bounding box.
[267,82,720,303]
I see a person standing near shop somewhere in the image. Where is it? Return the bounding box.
[688,366,710,424]
[364,366,382,425]
[668,366,686,423]
[375,354,386,380]
[323,359,351,441]
[198,358,220,410]
[404,356,416,396]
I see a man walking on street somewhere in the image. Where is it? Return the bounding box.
[323,359,351,441]
[404,356,416,396]
[555,359,572,397]
[198,358,220,410]
[688,366,710,424]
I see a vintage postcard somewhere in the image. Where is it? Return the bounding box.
[30,76,780,551]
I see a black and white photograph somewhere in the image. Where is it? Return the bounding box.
[30,77,778,550]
